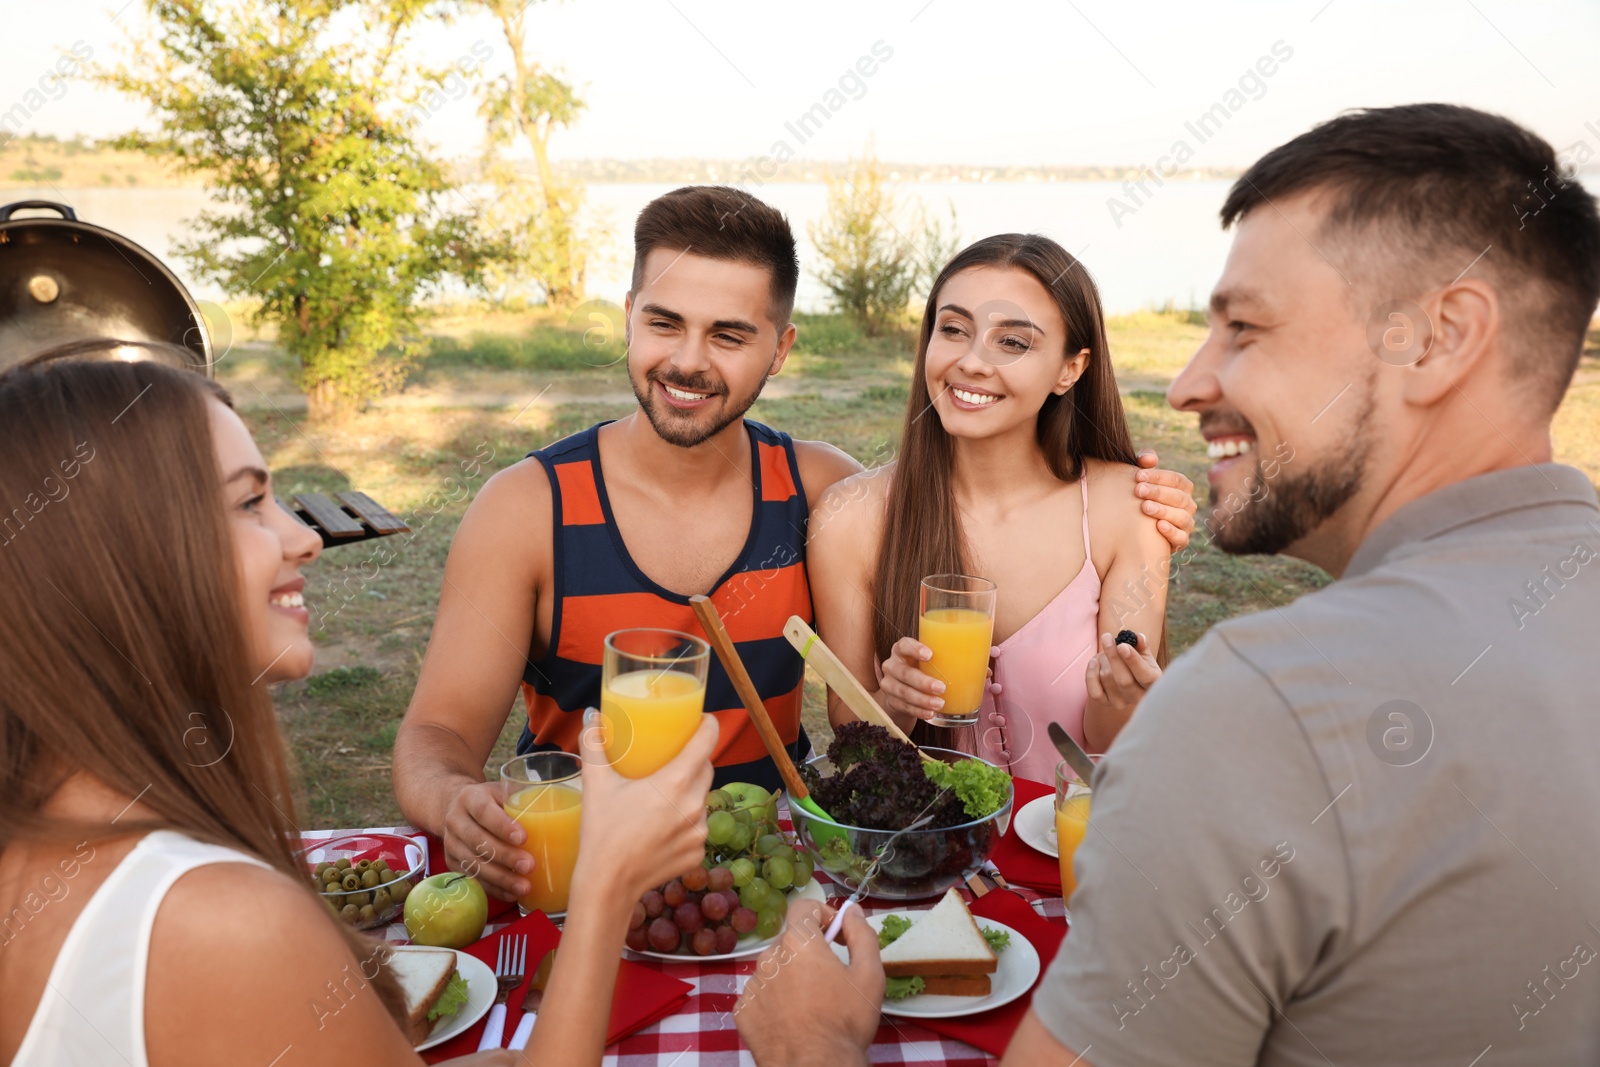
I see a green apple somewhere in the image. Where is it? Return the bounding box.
[720,782,778,826]
[403,872,488,948]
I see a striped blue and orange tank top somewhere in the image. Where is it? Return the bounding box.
[517,419,813,792]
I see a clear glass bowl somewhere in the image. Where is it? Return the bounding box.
[787,747,1013,901]
[299,832,426,930]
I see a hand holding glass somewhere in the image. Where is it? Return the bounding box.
[918,574,997,727]
[501,751,583,916]
[601,628,710,778]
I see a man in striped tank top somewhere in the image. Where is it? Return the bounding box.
[393,186,1200,903]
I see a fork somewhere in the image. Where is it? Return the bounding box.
[824,812,937,944]
[965,862,1012,898]
[476,934,527,1051]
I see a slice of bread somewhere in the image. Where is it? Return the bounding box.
[919,974,992,997]
[878,888,998,979]
[389,947,459,1045]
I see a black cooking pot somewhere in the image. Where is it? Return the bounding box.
[0,200,211,375]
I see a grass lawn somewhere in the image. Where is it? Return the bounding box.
[248,310,1600,830]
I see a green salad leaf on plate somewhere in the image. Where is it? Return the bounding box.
[427,972,471,1022]
[981,926,1010,952]
[878,914,914,948]
[885,975,926,1001]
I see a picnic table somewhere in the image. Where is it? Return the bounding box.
[303,805,1068,1067]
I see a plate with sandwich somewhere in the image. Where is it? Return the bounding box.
[832,888,1041,1019]
[390,944,496,1051]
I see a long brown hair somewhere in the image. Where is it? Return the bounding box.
[0,345,402,1017]
[871,236,1144,741]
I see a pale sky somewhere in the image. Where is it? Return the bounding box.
[2,0,1597,169]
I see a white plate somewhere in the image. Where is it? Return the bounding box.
[400,946,497,1052]
[833,915,1041,1019]
[625,878,826,963]
[1014,795,1059,859]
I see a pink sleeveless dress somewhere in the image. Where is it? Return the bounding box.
[971,477,1101,785]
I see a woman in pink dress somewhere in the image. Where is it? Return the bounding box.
[809,235,1185,782]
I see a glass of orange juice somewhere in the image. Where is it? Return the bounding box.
[1054,759,1094,904]
[600,628,710,779]
[918,574,997,726]
[501,752,583,917]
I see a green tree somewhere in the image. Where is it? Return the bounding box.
[470,0,591,308]
[100,0,493,411]
[809,143,958,336]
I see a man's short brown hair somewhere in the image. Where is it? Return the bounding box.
[631,185,800,327]
[1222,103,1600,412]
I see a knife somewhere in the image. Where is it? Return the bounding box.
[509,949,555,1050]
[1047,722,1098,785]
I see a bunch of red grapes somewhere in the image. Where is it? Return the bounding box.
[625,784,815,956]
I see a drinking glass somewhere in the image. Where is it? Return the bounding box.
[1054,759,1094,903]
[600,628,710,778]
[501,751,583,917]
[918,574,997,727]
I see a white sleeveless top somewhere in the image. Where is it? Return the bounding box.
[12,830,271,1066]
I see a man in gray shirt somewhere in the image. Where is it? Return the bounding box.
[735,103,1600,1065]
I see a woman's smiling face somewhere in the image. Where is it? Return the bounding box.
[923,265,1088,441]
[208,397,322,685]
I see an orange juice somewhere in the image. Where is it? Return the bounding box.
[1055,791,1092,900]
[505,783,582,914]
[918,607,994,714]
[601,669,706,778]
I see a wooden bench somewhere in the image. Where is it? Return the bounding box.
[335,491,407,535]
[278,491,410,548]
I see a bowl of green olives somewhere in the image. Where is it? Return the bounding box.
[300,833,426,930]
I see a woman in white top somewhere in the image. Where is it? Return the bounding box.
[0,345,716,1067]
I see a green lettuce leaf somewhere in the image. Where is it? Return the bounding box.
[981,926,1011,952]
[427,971,471,1022]
[884,975,926,1001]
[878,914,914,948]
[922,758,1011,818]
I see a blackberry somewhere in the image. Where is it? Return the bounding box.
[1114,629,1139,648]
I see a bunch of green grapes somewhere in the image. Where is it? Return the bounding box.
[625,785,815,956]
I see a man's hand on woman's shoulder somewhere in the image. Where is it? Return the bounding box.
[1134,449,1198,552]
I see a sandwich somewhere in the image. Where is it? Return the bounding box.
[390,946,472,1044]
[877,887,1010,999]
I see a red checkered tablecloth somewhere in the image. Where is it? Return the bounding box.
[302,815,1067,1066]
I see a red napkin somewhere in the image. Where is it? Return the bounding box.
[420,909,692,1062]
[990,777,1063,895]
[911,889,1068,1057]
[421,832,518,922]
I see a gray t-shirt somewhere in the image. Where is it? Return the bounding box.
[1034,464,1600,1066]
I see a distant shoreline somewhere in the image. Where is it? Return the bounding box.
[3,134,1250,191]
[8,135,1600,192]
[0,168,1247,196]
[0,175,1239,195]
[541,159,1247,185]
